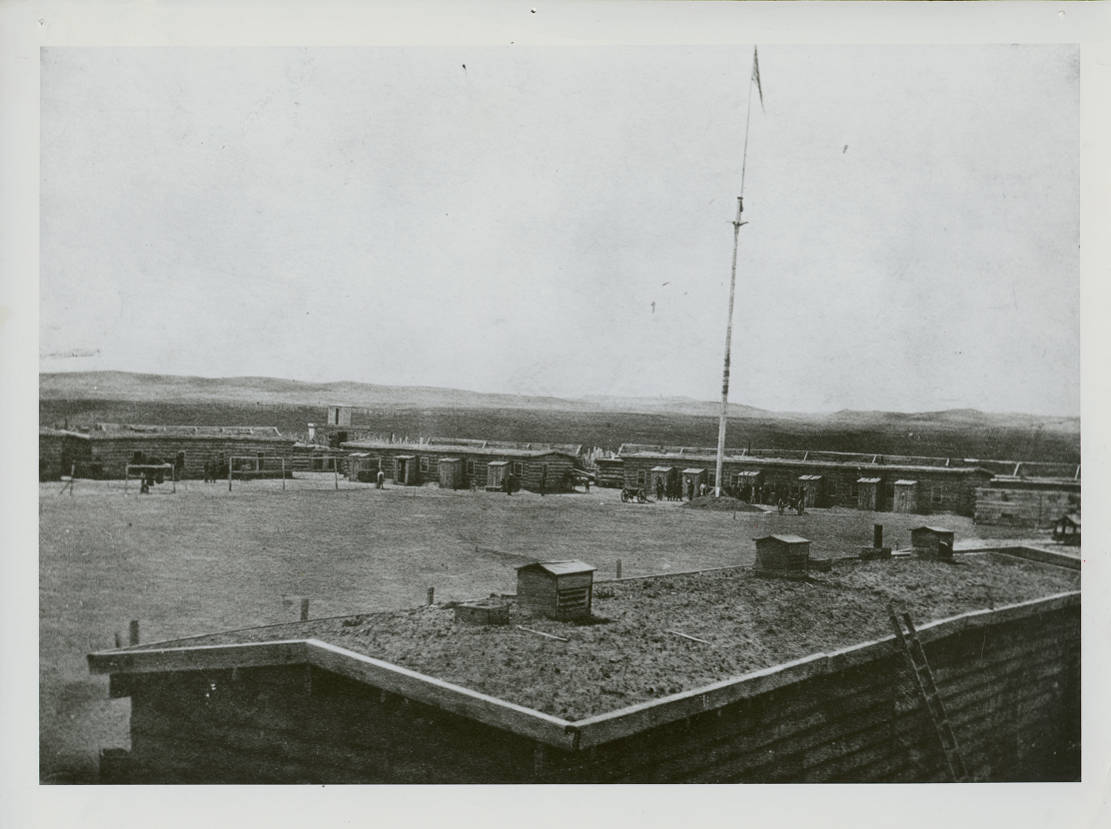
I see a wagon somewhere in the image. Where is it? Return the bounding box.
[620,486,648,503]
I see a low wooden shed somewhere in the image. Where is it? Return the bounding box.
[649,466,677,497]
[594,457,625,488]
[1053,514,1080,547]
[347,453,381,483]
[753,535,811,573]
[438,457,463,489]
[486,460,511,491]
[732,469,763,501]
[394,455,419,485]
[892,480,919,513]
[911,526,955,560]
[797,474,824,508]
[856,477,883,511]
[516,560,596,620]
[682,468,707,497]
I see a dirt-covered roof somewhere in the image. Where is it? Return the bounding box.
[342,438,579,459]
[113,553,1078,721]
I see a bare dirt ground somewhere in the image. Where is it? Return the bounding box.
[39,475,1058,780]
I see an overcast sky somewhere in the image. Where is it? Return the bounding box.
[39,45,1080,415]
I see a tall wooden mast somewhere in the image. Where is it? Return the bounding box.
[714,47,762,497]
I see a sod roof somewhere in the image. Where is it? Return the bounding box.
[118,552,1078,721]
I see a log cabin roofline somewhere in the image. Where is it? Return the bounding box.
[39,427,90,439]
[87,589,1080,751]
[618,450,992,476]
[340,439,578,460]
[65,423,289,440]
[985,475,1082,488]
[81,432,295,444]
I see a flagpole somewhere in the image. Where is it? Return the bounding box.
[714,48,759,497]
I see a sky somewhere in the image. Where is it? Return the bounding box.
[39,45,1080,415]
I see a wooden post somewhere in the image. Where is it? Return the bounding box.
[69,463,75,495]
[427,587,434,606]
[616,559,623,579]
[114,632,122,649]
[334,458,339,490]
[300,598,310,621]
[281,458,286,490]
[171,465,176,494]
[228,461,232,492]
[874,524,884,549]
[128,620,140,646]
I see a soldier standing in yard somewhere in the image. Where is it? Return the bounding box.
[656,478,664,502]
[376,468,385,489]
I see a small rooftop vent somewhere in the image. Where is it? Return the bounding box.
[911,526,955,561]
[753,535,815,577]
[516,560,596,620]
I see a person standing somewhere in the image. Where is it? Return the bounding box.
[376,468,385,489]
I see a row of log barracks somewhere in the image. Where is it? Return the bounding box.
[610,444,1081,521]
[40,405,1080,522]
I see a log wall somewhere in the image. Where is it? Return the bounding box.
[81,435,300,479]
[974,484,1080,529]
[343,445,576,492]
[619,456,988,516]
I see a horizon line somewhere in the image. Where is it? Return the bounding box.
[38,367,1082,421]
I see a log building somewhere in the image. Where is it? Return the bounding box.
[339,436,582,492]
[38,424,300,480]
[88,547,1080,784]
[616,445,993,516]
[974,475,1082,529]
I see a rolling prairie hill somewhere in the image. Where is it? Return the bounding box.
[39,371,1080,462]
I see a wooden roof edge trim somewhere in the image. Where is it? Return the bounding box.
[85,635,575,747]
[84,593,1079,752]
[86,639,310,675]
[619,453,992,474]
[912,591,1080,643]
[568,591,1080,749]
[957,545,1081,570]
[569,653,831,749]
[303,640,576,749]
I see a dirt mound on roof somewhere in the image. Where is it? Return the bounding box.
[682,496,766,512]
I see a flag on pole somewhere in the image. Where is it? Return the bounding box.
[752,46,765,112]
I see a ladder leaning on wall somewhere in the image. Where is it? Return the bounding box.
[888,602,970,782]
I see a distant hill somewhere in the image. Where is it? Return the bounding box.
[39,371,1080,462]
[39,370,1079,440]
[38,371,772,419]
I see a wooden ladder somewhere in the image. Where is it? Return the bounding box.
[888,602,969,782]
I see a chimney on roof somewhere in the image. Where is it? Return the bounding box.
[454,595,511,626]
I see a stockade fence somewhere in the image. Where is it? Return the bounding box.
[226,455,350,491]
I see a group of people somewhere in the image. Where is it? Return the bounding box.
[648,475,811,512]
[654,477,687,502]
